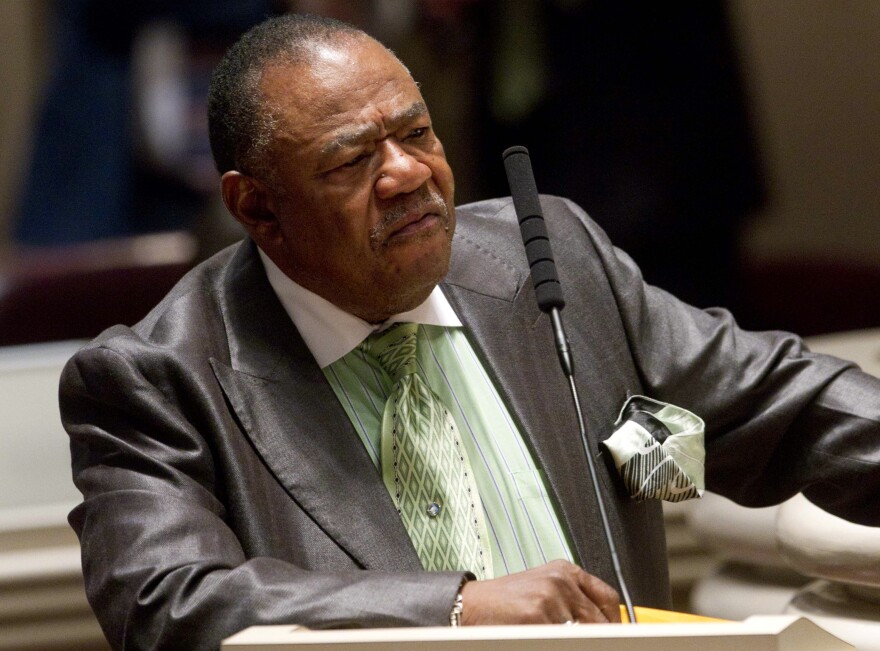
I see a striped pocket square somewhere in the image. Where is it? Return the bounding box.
[602,395,705,502]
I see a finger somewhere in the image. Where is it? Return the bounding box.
[602,602,622,623]
[575,572,621,623]
[570,597,608,623]
[543,561,614,624]
[534,560,590,623]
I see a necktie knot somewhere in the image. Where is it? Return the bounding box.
[364,322,419,383]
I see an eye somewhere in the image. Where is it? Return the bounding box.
[341,152,369,168]
[405,126,429,140]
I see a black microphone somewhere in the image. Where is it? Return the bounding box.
[502,146,573,376]
[502,145,637,624]
[502,146,565,313]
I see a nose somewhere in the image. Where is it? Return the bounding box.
[374,140,432,200]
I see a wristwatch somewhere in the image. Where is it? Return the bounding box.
[449,592,464,627]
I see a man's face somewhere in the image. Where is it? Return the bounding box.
[255,36,455,323]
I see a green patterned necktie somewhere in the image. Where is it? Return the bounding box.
[364,323,492,579]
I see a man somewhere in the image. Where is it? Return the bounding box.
[61,14,880,650]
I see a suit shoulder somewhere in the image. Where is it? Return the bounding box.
[454,196,512,221]
[456,194,598,225]
[75,242,244,365]
[455,195,607,250]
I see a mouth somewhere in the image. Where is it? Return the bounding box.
[372,189,450,247]
[386,211,443,240]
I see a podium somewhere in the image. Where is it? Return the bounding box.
[222,616,852,650]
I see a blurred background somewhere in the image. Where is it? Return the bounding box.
[2,0,879,344]
[0,1,878,649]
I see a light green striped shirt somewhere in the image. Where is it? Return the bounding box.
[324,324,575,577]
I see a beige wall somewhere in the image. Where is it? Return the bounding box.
[730,0,880,264]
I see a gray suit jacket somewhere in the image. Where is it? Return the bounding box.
[62,196,880,650]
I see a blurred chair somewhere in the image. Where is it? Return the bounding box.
[686,492,808,620]
[0,231,197,346]
[778,494,880,651]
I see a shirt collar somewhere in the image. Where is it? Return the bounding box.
[258,247,462,368]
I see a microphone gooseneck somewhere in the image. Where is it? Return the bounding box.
[502,145,636,625]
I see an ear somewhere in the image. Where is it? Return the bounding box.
[220,171,281,244]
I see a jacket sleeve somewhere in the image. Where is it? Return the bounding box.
[557,197,880,526]
[62,340,465,651]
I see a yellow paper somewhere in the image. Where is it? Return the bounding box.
[621,606,729,624]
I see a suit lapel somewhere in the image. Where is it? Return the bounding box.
[211,241,420,572]
[444,201,629,574]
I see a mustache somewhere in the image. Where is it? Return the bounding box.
[369,187,449,245]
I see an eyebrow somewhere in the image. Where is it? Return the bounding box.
[320,101,429,156]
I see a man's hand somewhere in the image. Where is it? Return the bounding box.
[459,559,621,625]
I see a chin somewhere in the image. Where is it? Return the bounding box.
[377,260,449,318]
[411,243,451,288]
[366,234,451,317]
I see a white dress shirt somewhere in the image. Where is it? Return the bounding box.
[258,248,461,367]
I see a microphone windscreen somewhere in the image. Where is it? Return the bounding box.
[502,146,565,312]
[503,146,543,222]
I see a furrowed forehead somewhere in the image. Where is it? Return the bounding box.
[320,101,429,156]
